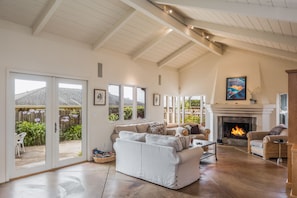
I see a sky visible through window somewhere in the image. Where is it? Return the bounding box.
[15,79,81,94]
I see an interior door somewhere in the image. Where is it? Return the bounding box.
[7,72,87,179]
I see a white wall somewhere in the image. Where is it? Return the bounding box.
[179,47,297,128]
[0,20,178,183]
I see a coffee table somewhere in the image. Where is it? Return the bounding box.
[193,139,217,161]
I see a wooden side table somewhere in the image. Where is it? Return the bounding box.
[273,139,287,165]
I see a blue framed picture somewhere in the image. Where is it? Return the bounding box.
[226,76,247,100]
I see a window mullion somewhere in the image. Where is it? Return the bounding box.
[133,87,137,120]
[120,85,124,120]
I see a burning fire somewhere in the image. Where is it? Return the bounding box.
[231,125,246,136]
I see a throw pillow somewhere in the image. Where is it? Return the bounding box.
[119,131,146,142]
[178,136,191,149]
[146,134,183,152]
[190,124,200,134]
[175,127,188,137]
[184,124,192,134]
[268,124,287,135]
[150,122,166,135]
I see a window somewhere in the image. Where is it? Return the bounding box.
[123,86,133,120]
[108,85,146,121]
[108,85,120,121]
[277,93,288,127]
[137,88,146,119]
[163,96,179,124]
[182,96,205,125]
[163,95,206,126]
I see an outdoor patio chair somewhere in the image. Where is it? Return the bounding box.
[16,132,27,154]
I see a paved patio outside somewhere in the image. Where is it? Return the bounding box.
[15,140,81,168]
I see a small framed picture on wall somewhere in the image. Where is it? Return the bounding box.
[94,89,106,105]
[153,93,160,106]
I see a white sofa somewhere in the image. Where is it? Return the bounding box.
[113,132,204,189]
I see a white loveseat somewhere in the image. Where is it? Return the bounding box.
[113,131,204,189]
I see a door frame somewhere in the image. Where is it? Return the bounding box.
[6,70,88,180]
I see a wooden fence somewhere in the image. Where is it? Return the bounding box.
[15,106,81,131]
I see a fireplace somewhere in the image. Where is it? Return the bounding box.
[205,104,275,145]
[218,116,256,145]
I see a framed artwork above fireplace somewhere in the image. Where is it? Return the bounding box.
[226,76,247,100]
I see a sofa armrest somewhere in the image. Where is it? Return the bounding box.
[177,147,203,163]
[110,133,119,144]
[201,128,210,140]
[247,131,270,140]
[263,135,288,143]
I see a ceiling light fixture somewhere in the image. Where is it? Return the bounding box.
[163,6,173,14]
[188,25,194,30]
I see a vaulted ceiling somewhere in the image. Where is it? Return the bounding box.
[0,0,296,70]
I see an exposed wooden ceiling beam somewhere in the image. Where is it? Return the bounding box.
[32,0,63,35]
[157,41,195,68]
[93,9,137,50]
[152,0,297,22]
[213,36,297,63]
[132,28,172,60]
[186,19,297,47]
[121,0,223,56]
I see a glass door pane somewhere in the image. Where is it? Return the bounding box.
[58,82,83,161]
[13,76,49,173]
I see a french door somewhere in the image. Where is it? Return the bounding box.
[7,72,87,179]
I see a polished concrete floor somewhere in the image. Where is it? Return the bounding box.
[0,145,289,198]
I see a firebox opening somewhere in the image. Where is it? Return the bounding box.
[223,122,249,139]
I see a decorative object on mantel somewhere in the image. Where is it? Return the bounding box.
[248,86,260,104]
[226,76,247,100]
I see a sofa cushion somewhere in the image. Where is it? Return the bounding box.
[149,122,166,135]
[119,131,146,142]
[268,124,287,135]
[136,123,150,133]
[250,140,263,148]
[115,125,137,134]
[146,134,183,152]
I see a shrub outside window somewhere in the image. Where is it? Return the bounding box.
[108,85,146,121]
[108,85,120,121]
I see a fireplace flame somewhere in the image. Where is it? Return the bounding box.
[231,125,246,136]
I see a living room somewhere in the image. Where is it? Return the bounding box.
[0,0,297,196]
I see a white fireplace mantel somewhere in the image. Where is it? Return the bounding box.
[206,104,276,115]
[205,104,276,142]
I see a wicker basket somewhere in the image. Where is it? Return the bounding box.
[93,154,115,163]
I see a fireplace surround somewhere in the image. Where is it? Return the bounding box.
[218,116,257,145]
[205,104,275,145]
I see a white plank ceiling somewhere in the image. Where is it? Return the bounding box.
[0,0,296,70]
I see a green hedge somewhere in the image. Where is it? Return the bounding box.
[16,121,46,146]
[16,121,81,146]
